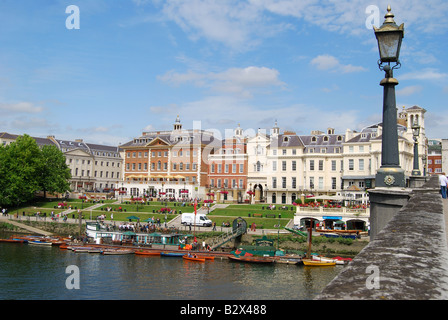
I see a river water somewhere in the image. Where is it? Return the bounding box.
[0,242,343,300]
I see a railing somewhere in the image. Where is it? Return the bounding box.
[209,226,245,251]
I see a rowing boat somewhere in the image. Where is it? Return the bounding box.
[160,252,185,257]
[183,255,206,262]
[276,258,302,265]
[196,255,214,261]
[228,255,275,264]
[101,249,134,255]
[135,250,161,256]
[302,259,336,266]
[0,238,27,243]
[29,240,52,246]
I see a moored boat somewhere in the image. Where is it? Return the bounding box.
[101,249,134,255]
[302,259,336,266]
[135,250,161,256]
[0,238,27,243]
[228,255,275,264]
[196,255,214,261]
[29,240,52,246]
[276,257,302,265]
[160,252,185,257]
[183,255,206,262]
[312,255,345,265]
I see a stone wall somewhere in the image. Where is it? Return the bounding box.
[316,176,448,300]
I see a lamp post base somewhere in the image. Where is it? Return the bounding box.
[411,169,421,176]
[375,167,406,188]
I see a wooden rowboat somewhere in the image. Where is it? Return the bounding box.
[161,252,185,257]
[228,255,275,264]
[183,255,206,262]
[135,250,161,256]
[302,259,336,266]
[101,249,134,255]
[196,255,214,261]
[29,240,53,246]
[0,238,27,243]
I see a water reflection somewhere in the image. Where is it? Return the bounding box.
[0,243,343,300]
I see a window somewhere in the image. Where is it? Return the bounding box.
[282,177,286,188]
[272,177,277,189]
[310,160,315,171]
[292,177,296,189]
[272,161,277,171]
[332,177,337,190]
[349,159,354,171]
[359,159,364,171]
[292,161,296,171]
[310,177,314,189]
[282,149,287,155]
[232,164,236,173]
[211,164,215,173]
[332,160,336,171]
[318,177,323,189]
[319,160,323,171]
[282,161,286,171]
[239,164,244,173]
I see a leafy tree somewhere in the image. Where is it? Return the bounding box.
[0,134,71,207]
[0,135,41,206]
[37,144,71,199]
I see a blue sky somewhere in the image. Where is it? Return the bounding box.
[1,0,447,145]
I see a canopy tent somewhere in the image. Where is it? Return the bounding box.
[126,215,140,220]
[308,195,344,201]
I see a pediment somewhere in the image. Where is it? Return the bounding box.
[147,137,170,147]
[64,148,92,157]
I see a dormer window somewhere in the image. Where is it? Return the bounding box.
[311,136,317,142]
[323,136,329,142]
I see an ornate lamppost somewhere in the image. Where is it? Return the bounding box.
[411,119,421,176]
[373,5,405,187]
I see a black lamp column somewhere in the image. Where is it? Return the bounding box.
[374,6,405,188]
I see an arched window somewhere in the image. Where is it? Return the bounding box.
[256,161,261,172]
[272,193,277,204]
[282,193,287,204]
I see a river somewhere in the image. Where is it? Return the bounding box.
[0,242,343,300]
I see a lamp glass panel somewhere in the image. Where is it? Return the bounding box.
[376,32,401,62]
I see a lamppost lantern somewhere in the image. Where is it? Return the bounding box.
[374,5,404,67]
[412,119,420,139]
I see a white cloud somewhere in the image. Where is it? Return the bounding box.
[401,68,448,81]
[396,85,423,96]
[0,102,44,113]
[310,54,366,73]
[159,66,285,98]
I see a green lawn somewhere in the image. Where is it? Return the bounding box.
[210,204,296,219]
[17,200,294,229]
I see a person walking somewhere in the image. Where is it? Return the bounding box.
[439,173,448,199]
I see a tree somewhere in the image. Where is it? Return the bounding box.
[0,135,72,207]
[37,144,71,199]
[0,135,41,207]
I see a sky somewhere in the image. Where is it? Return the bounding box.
[0,0,447,146]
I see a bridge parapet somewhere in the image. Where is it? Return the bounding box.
[316,176,448,300]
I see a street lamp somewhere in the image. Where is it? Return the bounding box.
[373,5,405,188]
[411,119,421,176]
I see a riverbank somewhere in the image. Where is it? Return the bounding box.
[0,217,368,257]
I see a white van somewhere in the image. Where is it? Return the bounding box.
[181,213,212,227]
